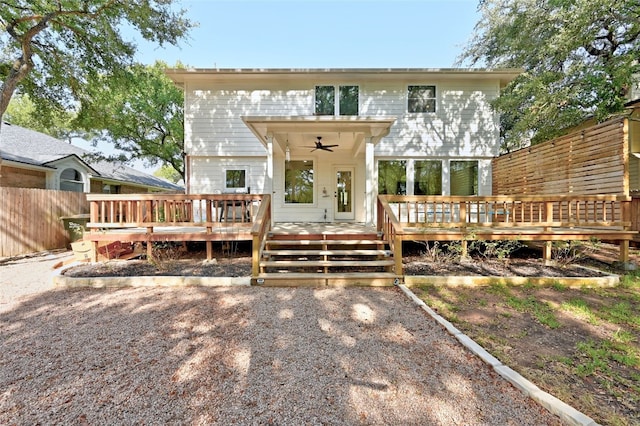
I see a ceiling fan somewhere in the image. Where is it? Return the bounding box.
[303,136,339,152]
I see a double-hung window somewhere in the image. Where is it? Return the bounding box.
[315,85,359,116]
[408,85,436,113]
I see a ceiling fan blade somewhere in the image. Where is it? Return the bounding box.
[323,144,339,148]
[323,147,334,152]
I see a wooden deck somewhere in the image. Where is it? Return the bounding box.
[378,194,636,274]
[82,193,637,283]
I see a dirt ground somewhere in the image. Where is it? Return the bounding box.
[57,241,640,425]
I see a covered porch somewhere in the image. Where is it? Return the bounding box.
[242,115,395,224]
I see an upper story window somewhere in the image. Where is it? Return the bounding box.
[315,85,359,116]
[59,168,84,192]
[408,85,436,113]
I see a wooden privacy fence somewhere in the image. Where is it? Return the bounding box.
[0,187,89,258]
[377,195,636,274]
[492,118,627,196]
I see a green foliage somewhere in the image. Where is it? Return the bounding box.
[468,239,523,260]
[4,94,83,142]
[460,0,640,151]
[75,61,185,179]
[154,164,183,184]
[0,1,194,122]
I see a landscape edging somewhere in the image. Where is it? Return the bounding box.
[397,284,599,426]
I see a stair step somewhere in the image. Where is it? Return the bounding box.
[266,239,387,246]
[252,272,401,287]
[262,249,391,257]
[260,260,395,268]
[267,233,381,241]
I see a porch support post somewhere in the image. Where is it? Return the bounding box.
[266,135,274,226]
[365,137,375,226]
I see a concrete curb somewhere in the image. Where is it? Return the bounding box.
[398,284,599,426]
[403,270,618,289]
[52,262,251,288]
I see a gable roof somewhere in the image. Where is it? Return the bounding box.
[0,122,182,191]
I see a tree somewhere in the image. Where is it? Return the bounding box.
[0,1,193,172]
[4,94,81,142]
[76,61,185,180]
[460,0,640,151]
[154,164,182,184]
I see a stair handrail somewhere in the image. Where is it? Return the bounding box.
[250,194,272,277]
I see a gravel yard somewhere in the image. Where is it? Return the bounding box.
[0,254,562,425]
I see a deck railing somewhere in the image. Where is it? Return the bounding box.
[86,193,264,228]
[377,194,634,273]
[378,194,632,229]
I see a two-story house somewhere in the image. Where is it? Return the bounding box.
[166,68,519,225]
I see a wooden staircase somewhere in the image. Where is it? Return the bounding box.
[253,230,400,287]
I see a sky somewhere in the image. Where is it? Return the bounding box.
[132,0,481,69]
[76,0,482,174]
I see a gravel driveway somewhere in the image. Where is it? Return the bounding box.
[0,254,561,425]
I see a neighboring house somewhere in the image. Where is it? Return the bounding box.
[0,122,182,193]
[166,68,520,224]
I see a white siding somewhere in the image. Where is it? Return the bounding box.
[190,156,268,194]
[183,71,506,210]
[370,80,500,158]
[185,81,313,156]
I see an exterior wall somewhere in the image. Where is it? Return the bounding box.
[492,118,628,196]
[183,72,504,221]
[0,166,47,189]
[184,78,500,160]
[190,156,268,194]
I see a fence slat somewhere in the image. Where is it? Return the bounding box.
[0,188,89,258]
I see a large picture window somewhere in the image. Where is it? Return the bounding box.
[408,85,436,113]
[414,160,442,195]
[315,85,359,116]
[450,161,478,196]
[285,160,314,204]
[378,160,407,195]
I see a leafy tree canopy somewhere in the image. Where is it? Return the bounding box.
[75,61,185,180]
[4,93,81,142]
[154,164,182,184]
[0,0,194,122]
[460,0,640,151]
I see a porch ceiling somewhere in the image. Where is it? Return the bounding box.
[242,115,396,157]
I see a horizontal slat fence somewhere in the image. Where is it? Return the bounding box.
[0,188,89,258]
[492,118,628,196]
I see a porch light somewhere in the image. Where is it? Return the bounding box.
[285,145,290,162]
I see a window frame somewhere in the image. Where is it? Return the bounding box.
[284,159,315,205]
[314,84,359,116]
[59,167,84,192]
[450,160,479,196]
[413,160,442,195]
[377,160,407,195]
[223,167,249,193]
[407,85,437,113]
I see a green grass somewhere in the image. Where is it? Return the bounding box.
[561,298,600,325]
[506,295,561,328]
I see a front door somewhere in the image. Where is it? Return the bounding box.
[334,167,355,220]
